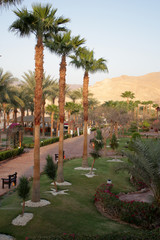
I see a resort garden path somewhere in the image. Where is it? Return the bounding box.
[0,133,94,196]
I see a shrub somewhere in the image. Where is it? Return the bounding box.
[129,122,138,133]
[0,147,24,161]
[94,183,160,229]
[17,176,30,216]
[45,155,57,191]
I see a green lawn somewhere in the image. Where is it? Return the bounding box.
[0,155,146,239]
[22,136,47,145]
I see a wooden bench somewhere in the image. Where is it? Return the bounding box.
[2,172,17,189]
[55,151,65,162]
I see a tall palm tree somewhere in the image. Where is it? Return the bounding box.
[9,4,69,202]
[46,104,58,137]
[70,47,108,167]
[45,31,85,182]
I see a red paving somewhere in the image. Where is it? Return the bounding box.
[0,134,93,196]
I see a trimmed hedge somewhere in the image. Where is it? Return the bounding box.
[0,147,24,161]
[24,131,83,148]
[94,183,160,229]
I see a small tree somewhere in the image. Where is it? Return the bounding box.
[45,155,58,192]
[17,176,30,216]
[90,129,104,174]
[110,134,119,158]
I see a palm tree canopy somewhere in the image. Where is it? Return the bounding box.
[45,31,85,57]
[46,104,58,115]
[0,68,16,104]
[121,91,135,99]
[70,47,108,73]
[9,4,70,39]
[0,0,22,8]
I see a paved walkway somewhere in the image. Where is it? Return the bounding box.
[0,134,94,196]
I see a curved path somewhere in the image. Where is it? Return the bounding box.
[0,134,94,196]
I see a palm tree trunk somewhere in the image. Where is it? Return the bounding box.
[7,112,10,126]
[51,112,54,137]
[14,108,17,123]
[42,99,45,137]
[56,119,59,137]
[68,111,71,134]
[82,71,89,167]
[21,107,25,126]
[32,37,43,202]
[57,55,66,183]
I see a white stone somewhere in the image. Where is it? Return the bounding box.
[107,159,123,162]
[84,172,97,178]
[24,199,50,207]
[74,167,96,171]
[48,189,69,196]
[12,213,33,226]
[53,181,72,186]
[0,235,15,240]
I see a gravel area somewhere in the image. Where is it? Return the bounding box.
[25,199,50,207]
[12,213,33,226]
[84,172,97,178]
[0,235,15,240]
[48,189,69,196]
[107,159,123,162]
[74,167,96,171]
[54,181,72,186]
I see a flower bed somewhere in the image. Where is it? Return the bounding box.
[94,183,160,229]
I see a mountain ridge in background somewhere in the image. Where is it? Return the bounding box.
[68,72,160,104]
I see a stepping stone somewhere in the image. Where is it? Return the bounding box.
[12,213,33,226]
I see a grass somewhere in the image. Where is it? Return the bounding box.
[22,136,47,145]
[0,155,147,240]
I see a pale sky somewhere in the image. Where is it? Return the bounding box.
[1,0,160,86]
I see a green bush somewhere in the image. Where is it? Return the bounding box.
[128,122,138,133]
[94,183,160,229]
[0,147,24,161]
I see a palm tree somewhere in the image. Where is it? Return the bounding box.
[68,89,82,103]
[10,4,69,202]
[41,73,57,137]
[0,68,16,130]
[121,91,135,104]
[46,104,58,137]
[118,138,160,205]
[70,47,108,167]
[0,0,22,8]
[45,31,85,182]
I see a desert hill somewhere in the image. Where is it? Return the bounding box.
[88,72,160,104]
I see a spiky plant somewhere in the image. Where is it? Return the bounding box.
[17,176,30,216]
[110,133,119,150]
[90,129,103,174]
[117,138,160,205]
[45,155,58,192]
